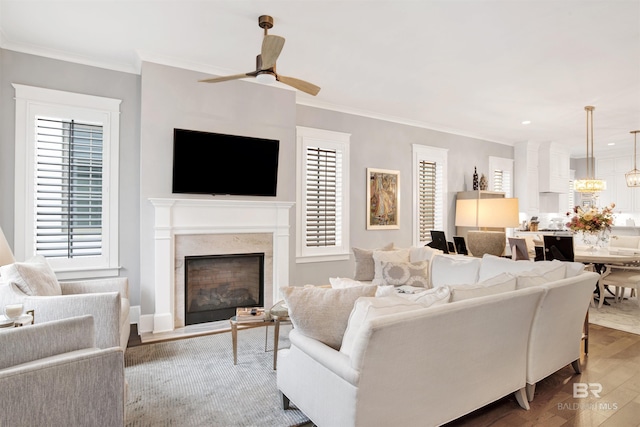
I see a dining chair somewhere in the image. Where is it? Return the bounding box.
[600,264,640,308]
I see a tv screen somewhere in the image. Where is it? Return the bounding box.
[172,129,279,196]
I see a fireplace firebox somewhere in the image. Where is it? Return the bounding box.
[184,253,264,325]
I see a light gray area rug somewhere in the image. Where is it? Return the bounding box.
[589,293,640,335]
[124,324,310,427]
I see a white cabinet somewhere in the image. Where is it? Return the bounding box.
[539,142,570,193]
[596,156,635,212]
[514,142,539,214]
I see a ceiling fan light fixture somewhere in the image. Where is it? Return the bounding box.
[575,106,606,194]
[255,72,276,85]
[626,130,640,187]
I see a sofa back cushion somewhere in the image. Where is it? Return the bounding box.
[281,285,377,350]
[340,296,423,358]
[430,254,481,288]
[449,273,517,302]
[478,254,572,281]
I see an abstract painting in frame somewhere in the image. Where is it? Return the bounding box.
[367,168,400,229]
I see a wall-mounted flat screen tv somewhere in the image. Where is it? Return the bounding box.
[172,128,279,196]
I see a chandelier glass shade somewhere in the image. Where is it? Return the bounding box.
[574,106,606,194]
[625,130,640,187]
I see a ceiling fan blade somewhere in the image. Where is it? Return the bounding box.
[261,35,285,70]
[199,73,256,83]
[277,75,321,96]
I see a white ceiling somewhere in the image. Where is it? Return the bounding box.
[1,0,639,157]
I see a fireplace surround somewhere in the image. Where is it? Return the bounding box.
[149,198,293,334]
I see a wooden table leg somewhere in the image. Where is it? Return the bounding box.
[231,321,238,365]
[273,318,280,370]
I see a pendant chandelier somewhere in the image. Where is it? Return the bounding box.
[625,130,640,187]
[574,106,606,194]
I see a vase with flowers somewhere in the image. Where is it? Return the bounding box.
[566,203,615,250]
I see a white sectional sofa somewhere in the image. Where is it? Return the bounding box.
[277,251,598,427]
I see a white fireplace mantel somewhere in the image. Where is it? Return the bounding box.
[149,198,294,333]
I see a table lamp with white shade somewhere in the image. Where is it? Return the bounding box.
[0,225,15,267]
[455,198,520,257]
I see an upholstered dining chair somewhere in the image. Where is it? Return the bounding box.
[600,264,640,308]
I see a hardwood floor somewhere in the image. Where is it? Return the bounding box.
[444,324,640,427]
[127,324,640,426]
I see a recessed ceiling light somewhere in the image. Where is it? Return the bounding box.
[608,142,615,146]
[521,120,531,125]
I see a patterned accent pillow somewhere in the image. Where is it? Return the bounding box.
[381,260,430,287]
[0,255,61,296]
[372,249,410,285]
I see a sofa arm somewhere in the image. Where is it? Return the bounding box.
[0,315,95,370]
[288,329,359,385]
[24,292,121,349]
[0,347,125,427]
[60,276,129,298]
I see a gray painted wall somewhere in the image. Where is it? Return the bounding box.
[0,49,142,304]
[1,50,513,320]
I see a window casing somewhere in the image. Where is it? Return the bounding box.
[13,84,121,279]
[296,127,350,263]
[413,145,448,246]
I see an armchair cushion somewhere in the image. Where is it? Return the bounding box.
[0,255,61,296]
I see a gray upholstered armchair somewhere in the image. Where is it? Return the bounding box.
[0,315,125,426]
[0,277,130,350]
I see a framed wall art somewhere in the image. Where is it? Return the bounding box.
[367,168,400,230]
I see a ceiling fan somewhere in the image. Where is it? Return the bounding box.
[199,15,320,96]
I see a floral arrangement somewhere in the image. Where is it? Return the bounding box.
[565,203,616,234]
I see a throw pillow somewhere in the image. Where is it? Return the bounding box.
[430,254,482,288]
[375,285,396,297]
[352,243,394,281]
[281,285,377,350]
[449,272,517,302]
[329,277,366,289]
[398,285,451,308]
[340,295,423,358]
[381,260,430,287]
[0,255,61,296]
[371,249,410,285]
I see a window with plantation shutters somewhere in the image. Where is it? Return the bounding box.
[489,157,514,197]
[297,127,350,262]
[13,84,121,279]
[35,118,104,258]
[413,145,448,246]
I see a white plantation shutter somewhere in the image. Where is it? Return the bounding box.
[413,145,448,246]
[489,157,514,198]
[297,127,350,262]
[305,146,340,247]
[493,169,512,197]
[35,118,103,258]
[418,160,438,241]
